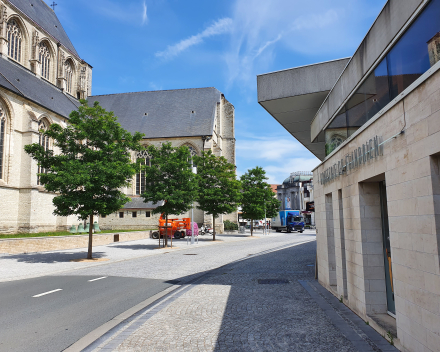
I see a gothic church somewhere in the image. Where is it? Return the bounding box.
[0,0,236,234]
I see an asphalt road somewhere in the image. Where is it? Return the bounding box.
[0,275,172,352]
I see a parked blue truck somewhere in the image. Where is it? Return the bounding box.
[271,210,304,233]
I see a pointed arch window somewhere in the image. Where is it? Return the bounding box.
[184,144,197,167]
[136,150,150,195]
[39,42,51,80]
[0,107,6,180]
[37,119,49,185]
[64,60,73,94]
[7,19,22,62]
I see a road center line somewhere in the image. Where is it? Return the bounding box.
[88,276,108,282]
[32,289,63,298]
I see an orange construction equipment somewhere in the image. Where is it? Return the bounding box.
[152,214,191,239]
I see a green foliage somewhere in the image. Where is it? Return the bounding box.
[193,150,241,239]
[24,100,144,258]
[24,100,144,219]
[240,167,281,235]
[387,331,394,346]
[141,143,197,218]
[224,220,238,231]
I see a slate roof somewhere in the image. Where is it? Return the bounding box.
[122,198,163,209]
[7,0,79,57]
[89,88,221,139]
[0,57,80,118]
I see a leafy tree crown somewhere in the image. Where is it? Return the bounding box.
[24,100,144,220]
[240,166,280,220]
[141,143,197,217]
[193,150,241,217]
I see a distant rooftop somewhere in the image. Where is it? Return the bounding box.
[89,87,222,139]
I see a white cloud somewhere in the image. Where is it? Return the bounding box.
[236,137,304,162]
[224,0,385,91]
[235,135,320,184]
[155,18,233,60]
[80,0,148,26]
[142,2,148,25]
[264,158,320,184]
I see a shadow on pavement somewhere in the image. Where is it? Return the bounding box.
[0,251,107,263]
[110,244,159,251]
[137,240,367,352]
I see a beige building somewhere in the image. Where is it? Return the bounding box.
[0,0,91,234]
[93,88,237,233]
[0,0,237,235]
[258,0,440,351]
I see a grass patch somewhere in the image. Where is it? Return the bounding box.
[0,229,157,239]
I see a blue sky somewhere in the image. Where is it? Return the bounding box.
[46,0,387,184]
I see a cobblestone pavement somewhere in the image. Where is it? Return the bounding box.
[0,230,280,282]
[83,236,396,352]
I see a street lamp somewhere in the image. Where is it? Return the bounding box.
[191,166,197,245]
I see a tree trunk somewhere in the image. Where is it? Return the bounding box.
[87,213,93,259]
[213,216,216,241]
[250,219,253,236]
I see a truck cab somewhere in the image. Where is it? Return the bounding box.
[271,210,305,233]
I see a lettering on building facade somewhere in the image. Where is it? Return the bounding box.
[320,136,383,185]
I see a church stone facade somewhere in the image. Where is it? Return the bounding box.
[0,0,237,235]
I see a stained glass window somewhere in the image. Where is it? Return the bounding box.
[65,60,73,94]
[37,119,49,185]
[0,108,5,180]
[39,42,51,80]
[7,19,22,62]
[136,150,150,195]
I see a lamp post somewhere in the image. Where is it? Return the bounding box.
[191,166,197,245]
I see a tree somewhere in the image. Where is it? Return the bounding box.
[141,143,197,247]
[25,101,144,259]
[240,167,280,236]
[193,151,241,241]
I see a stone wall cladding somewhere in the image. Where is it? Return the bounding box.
[314,68,440,352]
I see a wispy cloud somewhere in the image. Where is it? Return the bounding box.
[80,0,148,26]
[155,18,233,60]
[225,2,341,90]
[142,2,148,25]
[236,136,303,161]
[235,134,320,184]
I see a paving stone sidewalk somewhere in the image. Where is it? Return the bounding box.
[0,231,273,283]
[86,240,397,352]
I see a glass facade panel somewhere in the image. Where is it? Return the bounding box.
[324,0,440,156]
[388,0,440,99]
[325,108,347,156]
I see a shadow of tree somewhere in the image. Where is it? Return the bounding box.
[1,251,107,263]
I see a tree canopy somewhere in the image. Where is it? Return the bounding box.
[240,166,280,235]
[141,143,198,247]
[24,100,144,258]
[193,150,241,240]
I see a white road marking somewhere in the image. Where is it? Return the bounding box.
[88,276,108,282]
[32,289,63,298]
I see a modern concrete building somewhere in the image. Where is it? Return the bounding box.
[276,171,314,226]
[258,1,440,351]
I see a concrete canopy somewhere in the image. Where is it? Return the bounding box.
[257,58,349,161]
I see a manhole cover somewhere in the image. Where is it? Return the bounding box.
[184,254,197,255]
[258,279,289,284]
